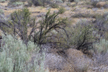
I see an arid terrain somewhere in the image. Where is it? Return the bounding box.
[1,0,108,72]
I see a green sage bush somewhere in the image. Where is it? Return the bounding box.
[94,39,108,54]
[92,39,108,66]
[0,35,49,72]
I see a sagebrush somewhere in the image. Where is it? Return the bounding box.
[0,35,49,72]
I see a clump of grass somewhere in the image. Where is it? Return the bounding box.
[50,3,59,8]
[58,7,66,14]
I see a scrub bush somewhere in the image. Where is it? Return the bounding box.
[0,8,31,45]
[94,12,108,39]
[0,8,67,46]
[33,10,68,44]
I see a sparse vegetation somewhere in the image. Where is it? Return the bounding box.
[1,0,108,72]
